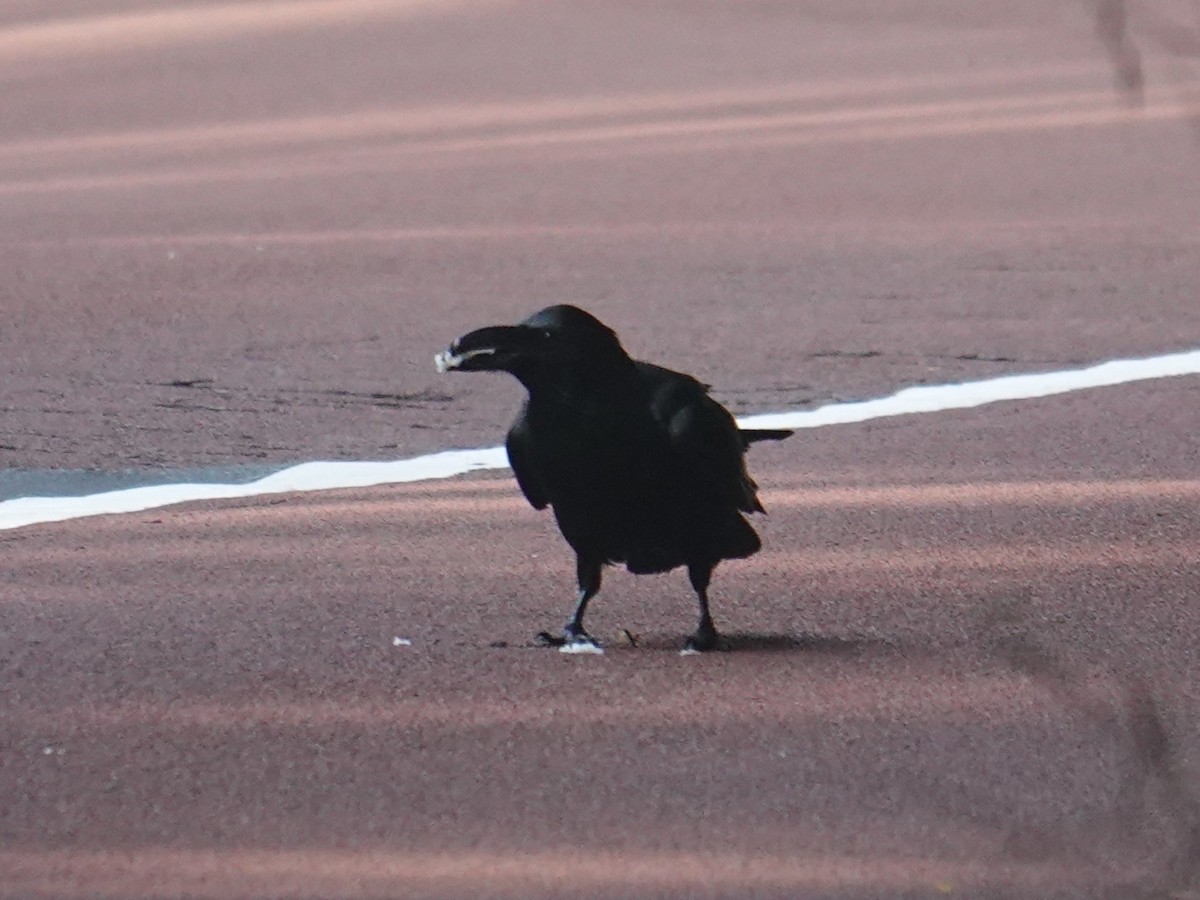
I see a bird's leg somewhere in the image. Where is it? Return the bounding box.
[684,562,720,652]
[537,557,602,647]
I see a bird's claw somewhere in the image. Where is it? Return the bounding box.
[684,626,720,653]
[536,628,602,652]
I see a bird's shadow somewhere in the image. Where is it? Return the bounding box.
[594,630,896,656]
[719,631,886,655]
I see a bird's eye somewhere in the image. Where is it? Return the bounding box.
[540,328,553,340]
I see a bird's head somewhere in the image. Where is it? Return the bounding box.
[435,305,628,386]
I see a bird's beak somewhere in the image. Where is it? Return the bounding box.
[435,324,537,373]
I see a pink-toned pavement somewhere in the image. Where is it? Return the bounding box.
[3,2,1200,897]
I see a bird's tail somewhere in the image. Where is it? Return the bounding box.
[739,428,793,449]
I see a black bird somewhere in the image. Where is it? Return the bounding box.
[435,305,790,651]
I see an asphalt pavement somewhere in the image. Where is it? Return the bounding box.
[2,2,1199,897]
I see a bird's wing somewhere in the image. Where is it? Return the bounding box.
[640,363,765,514]
[506,411,550,510]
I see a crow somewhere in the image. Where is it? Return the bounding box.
[435,305,790,651]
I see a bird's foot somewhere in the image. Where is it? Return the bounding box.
[536,625,602,652]
[683,623,720,653]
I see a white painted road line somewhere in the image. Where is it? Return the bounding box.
[1,348,1197,532]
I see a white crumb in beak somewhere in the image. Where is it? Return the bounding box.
[559,641,604,655]
[434,347,495,373]
[679,647,701,657]
[392,636,412,647]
